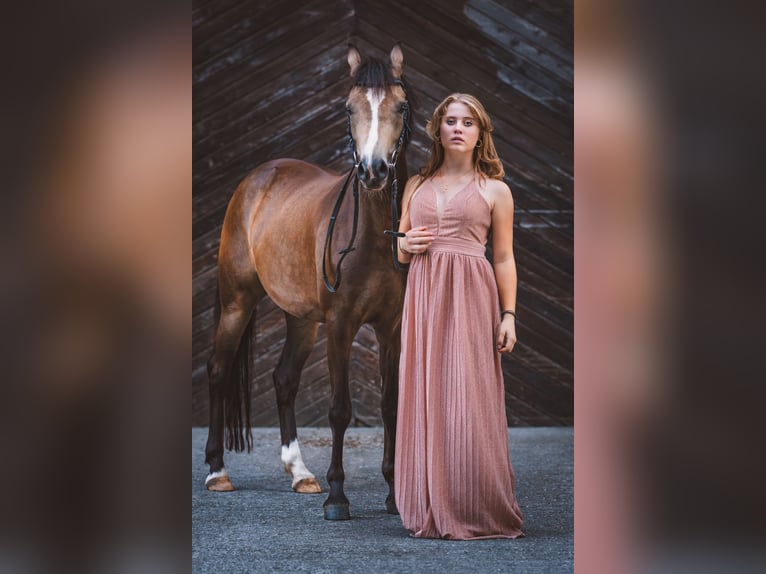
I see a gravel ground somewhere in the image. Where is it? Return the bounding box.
[192,427,573,573]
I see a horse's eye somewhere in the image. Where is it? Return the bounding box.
[345,106,353,115]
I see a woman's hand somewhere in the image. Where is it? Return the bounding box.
[400,226,434,254]
[496,315,517,353]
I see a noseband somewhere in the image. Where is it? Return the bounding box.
[322,82,411,293]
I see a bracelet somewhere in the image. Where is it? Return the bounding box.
[501,310,516,320]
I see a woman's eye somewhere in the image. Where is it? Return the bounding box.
[464,120,473,127]
[446,119,455,125]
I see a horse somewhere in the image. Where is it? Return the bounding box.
[203,44,413,520]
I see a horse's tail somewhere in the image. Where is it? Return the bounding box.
[225,312,254,453]
[214,282,254,453]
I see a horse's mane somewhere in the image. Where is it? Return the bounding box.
[352,57,415,151]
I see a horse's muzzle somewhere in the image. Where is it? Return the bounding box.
[357,158,390,190]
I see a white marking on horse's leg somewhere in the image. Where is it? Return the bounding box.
[281,439,316,488]
[362,89,383,162]
[204,467,228,486]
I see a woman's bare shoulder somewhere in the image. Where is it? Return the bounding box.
[478,177,513,209]
[482,177,512,199]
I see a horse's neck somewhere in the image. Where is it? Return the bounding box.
[359,158,409,229]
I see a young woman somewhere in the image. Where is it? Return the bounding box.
[394,93,524,539]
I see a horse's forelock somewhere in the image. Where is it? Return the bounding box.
[352,58,394,89]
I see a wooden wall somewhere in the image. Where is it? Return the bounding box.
[193,0,573,427]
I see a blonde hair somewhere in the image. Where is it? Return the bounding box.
[420,93,505,181]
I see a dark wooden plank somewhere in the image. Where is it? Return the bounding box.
[194,96,346,217]
[505,328,572,380]
[192,277,216,321]
[196,86,347,177]
[193,0,318,67]
[356,0,570,122]
[515,307,573,361]
[514,320,572,377]
[514,226,572,275]
[436,0,573,50]
[193,306,215,343]
[193,0,253,29]
[194,42,349,163]
[192,243,218,279]
[460,0,573,68]
[505,361,572,417]
[194,5,353,116]
[493,137,572,210]
[516,209,573,242]
[192,222,222,257]
[515,239,571,286]
[514,207,573,256]
[194,38,349,143]
[404,0,573,90]
[505,378,568,425]
[360,0,572,106]
[517,283,572,332]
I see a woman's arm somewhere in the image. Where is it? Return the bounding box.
[489,180,518,353]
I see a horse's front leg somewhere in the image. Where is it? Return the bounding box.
[323,317,357,520]
[376,325,401,515]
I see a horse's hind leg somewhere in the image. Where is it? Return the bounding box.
[204,287,262,491]
[274,314,321,494]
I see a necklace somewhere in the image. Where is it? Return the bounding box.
[438,170,474,192]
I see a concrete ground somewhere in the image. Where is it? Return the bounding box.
[192,427,573,573]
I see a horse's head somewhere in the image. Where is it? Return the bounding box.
[346,44,412,191]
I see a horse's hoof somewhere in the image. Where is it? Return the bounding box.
[294,477,322,494]
[385,498,399,515]
[206,475,234,492]
[324,504,351,520]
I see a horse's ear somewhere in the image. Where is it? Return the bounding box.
[348,44,362,77]
[390,43,403,78]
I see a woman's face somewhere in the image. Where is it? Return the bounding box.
[439,101,481,153]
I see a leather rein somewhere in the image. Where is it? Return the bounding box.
[322,83,411,293]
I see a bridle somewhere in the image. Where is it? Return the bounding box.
[322,80,411,293]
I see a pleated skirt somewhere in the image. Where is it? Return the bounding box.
[394,237,524,540]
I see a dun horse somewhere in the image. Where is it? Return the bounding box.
[204,45,412,520]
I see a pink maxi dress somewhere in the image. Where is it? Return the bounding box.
[394,178,524,540]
